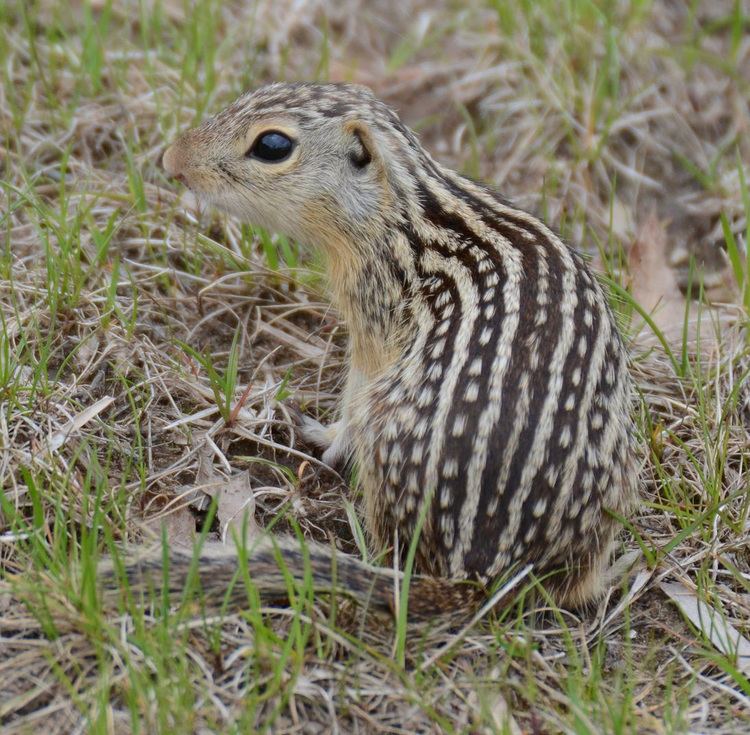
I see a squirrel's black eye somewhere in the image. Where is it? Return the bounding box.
[247,131,294,162]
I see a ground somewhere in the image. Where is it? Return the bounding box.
[1,1,749,733]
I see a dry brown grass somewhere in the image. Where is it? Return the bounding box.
[1,1,749,732]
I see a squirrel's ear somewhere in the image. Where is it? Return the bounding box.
[343,120,380,170]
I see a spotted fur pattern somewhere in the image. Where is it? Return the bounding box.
[353,165,635,603]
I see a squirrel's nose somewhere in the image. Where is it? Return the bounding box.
[162,144,185,184]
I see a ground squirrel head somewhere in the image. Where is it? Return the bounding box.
[163,82,423,251]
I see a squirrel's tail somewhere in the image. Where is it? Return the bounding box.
[97,538,486,621]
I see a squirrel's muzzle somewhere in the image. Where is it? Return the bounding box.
[162,143,187,185]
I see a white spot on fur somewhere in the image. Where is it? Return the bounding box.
[417,386,433,408]
[414,417,429,439]
[443,457,459,478]
[442,515,455,547]
[389,444,403,465]
[431,339,445,359]
[567,497,582,518]
[388,384,405,404]
[524,523,538,544]
[464,381,480,402]
[427,363,443,381]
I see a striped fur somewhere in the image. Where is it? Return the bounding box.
[159,82,638,613]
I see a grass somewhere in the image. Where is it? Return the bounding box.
[1,0,749,732]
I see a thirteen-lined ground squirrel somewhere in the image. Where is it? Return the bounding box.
[155,82,637,616]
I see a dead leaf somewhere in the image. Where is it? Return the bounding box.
[47,395,115,452]
[142,504,196,548]
[196,450,260,546]
[628,213,736,352]
[669,243,740,305]
[467,667,522,735]
[206,470,260,546]
[141,492,196,548]
[661,581,750,675]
